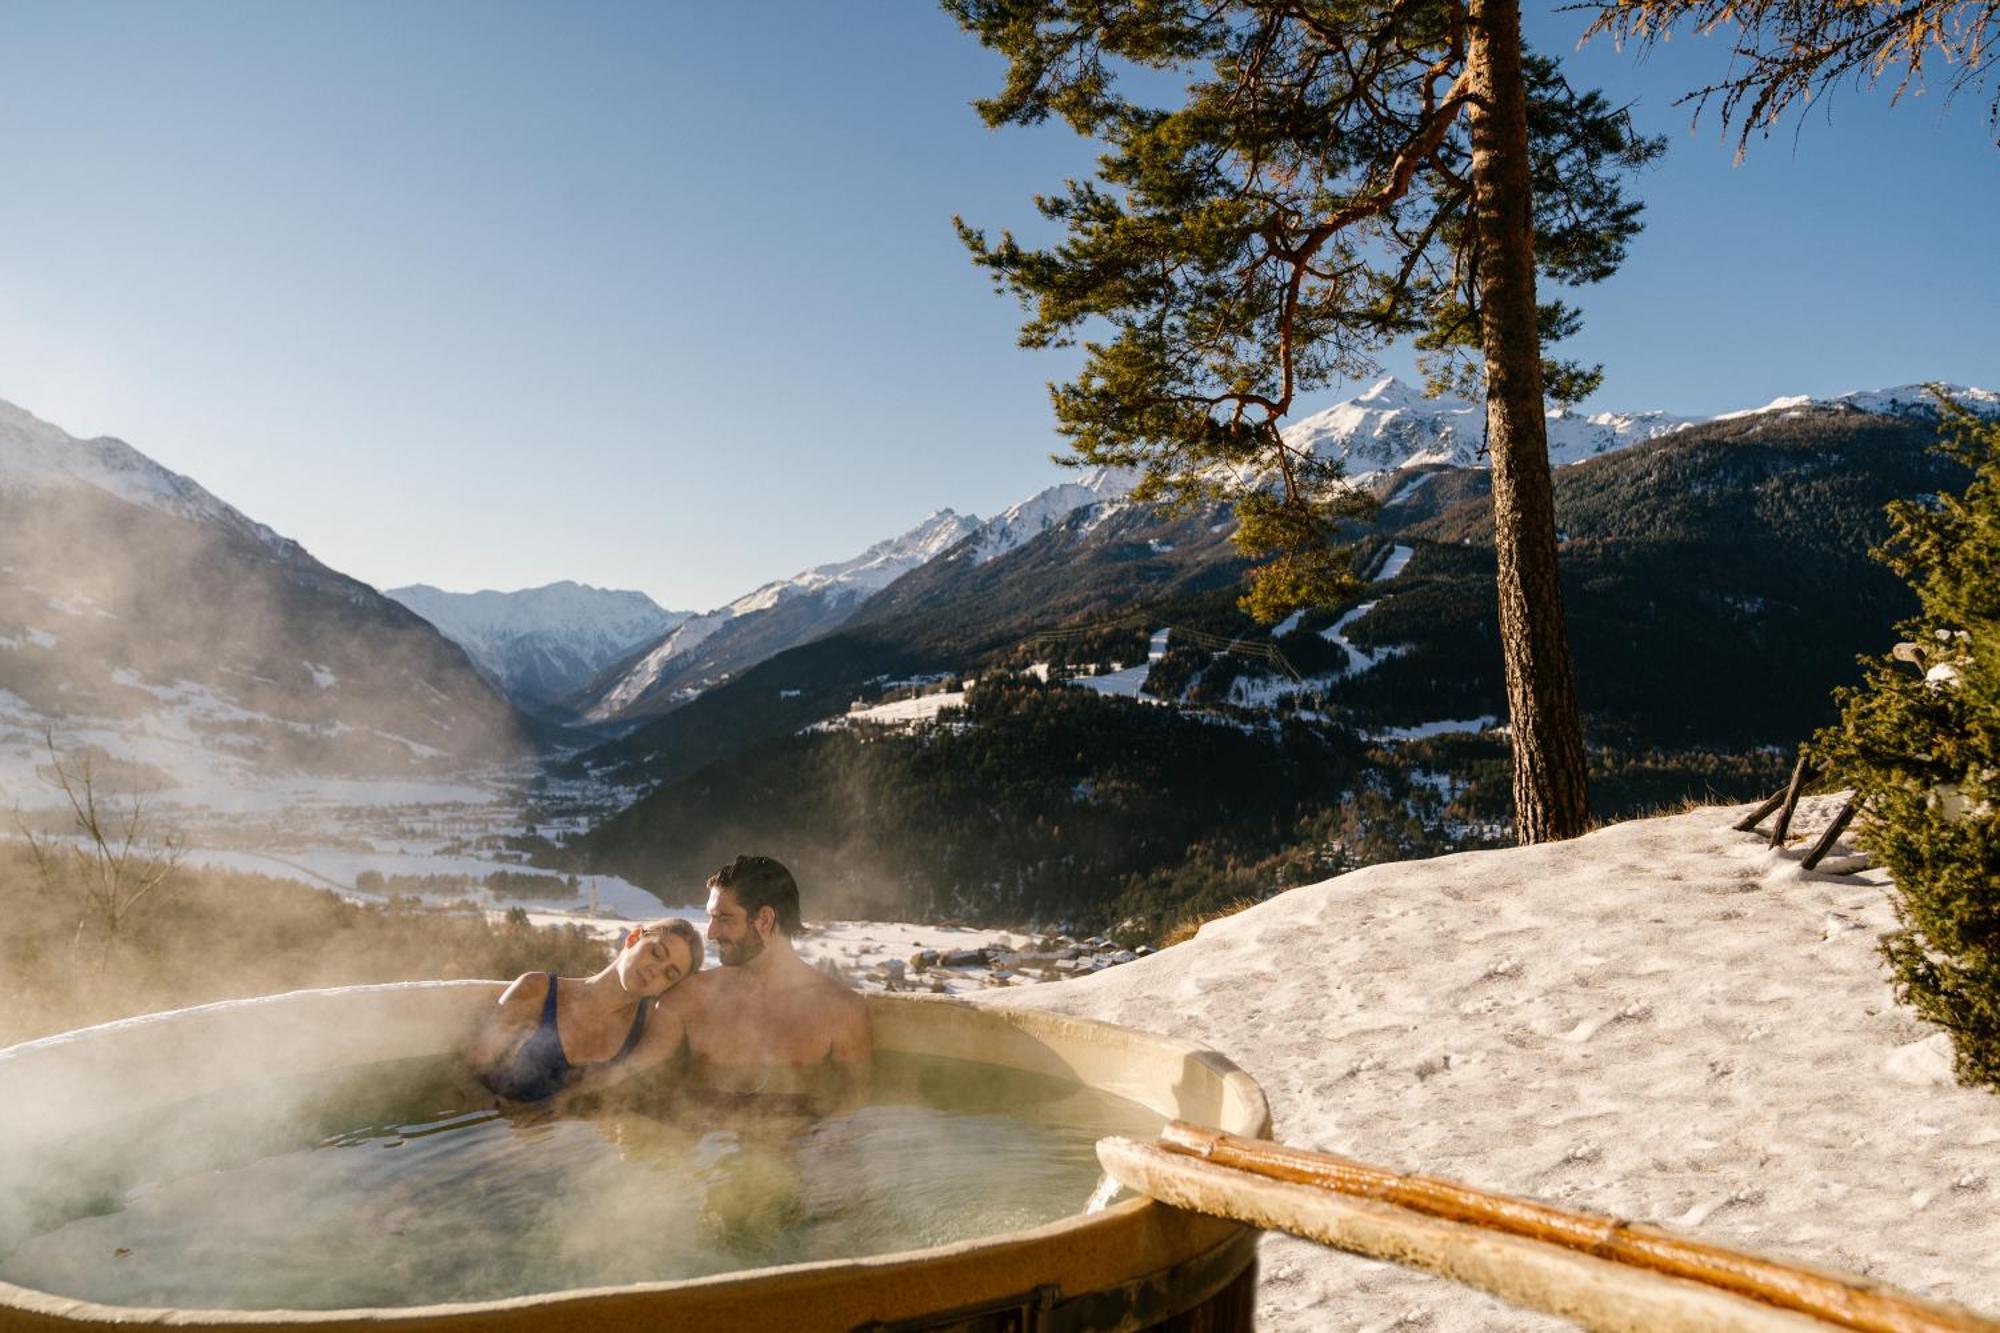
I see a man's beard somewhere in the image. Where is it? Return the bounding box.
[719,932,765,968]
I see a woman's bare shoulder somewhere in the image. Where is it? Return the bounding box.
[469,973,551,1068]
[494,971,553,1013]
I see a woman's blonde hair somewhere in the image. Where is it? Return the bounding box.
[633,917,704,975]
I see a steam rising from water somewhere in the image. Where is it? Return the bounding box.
[0,1051,1161,1309]
[0,447,529,813]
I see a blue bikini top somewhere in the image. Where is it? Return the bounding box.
[480,972,650,1102]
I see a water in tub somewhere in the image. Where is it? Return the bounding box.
[0,1053,1161,1310]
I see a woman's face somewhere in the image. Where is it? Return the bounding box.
[617,931,692,997]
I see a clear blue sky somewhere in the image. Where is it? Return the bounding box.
[2,2,1994,610]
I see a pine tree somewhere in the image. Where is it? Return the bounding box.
[1816,398,2000,1088]
[944,0,1661,841]
[1585,0,1999,155]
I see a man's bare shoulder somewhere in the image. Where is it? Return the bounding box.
[793,963,868,1015]
[656,966,730,1014]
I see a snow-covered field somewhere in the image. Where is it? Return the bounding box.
[177,846,678,922]
[834,690,970,728]
[0,688,502,816]
[1,720,680,925]
[987,797,2000,1330]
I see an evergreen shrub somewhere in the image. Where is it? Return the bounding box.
[1817,398,2000,1088]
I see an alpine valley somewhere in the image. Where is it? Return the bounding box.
[2,380,1993,940]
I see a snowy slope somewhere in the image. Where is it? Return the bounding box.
[1715,382,2000,423]
[574,510,982,723]
[0,398,298,557]
[987,797,2000,1330]
[572,479,1161,727]
[386,581,687,709]
[567,374,1987,733]
[0,398,529,791]
[581,611,736,721]
[967,466,1140,564]
[729,509,981,612]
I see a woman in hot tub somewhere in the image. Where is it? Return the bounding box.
[470,918,704,1103]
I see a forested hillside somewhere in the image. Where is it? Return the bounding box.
[571,501,1245,787]
[570,681,1375,932]
[1332,410,1959,745]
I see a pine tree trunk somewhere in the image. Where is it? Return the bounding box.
[1464,0,1592,843]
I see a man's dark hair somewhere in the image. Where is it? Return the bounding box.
[707,854,802,937]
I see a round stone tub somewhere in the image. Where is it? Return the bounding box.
[0,983,1270,1332]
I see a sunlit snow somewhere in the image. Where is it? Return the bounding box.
[987,797,2000,1328]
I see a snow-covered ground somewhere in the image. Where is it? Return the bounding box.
[796,920,1046,995]
[0,687,502,815]
[1073,663,1151,699]
[1074,628,1171,701]
[1385,472,1436,507]
[986,797,2000,1330]
[1366,715,1500,743]
[1321,602,1404,676]
[833,690,970,728]
[1373,544,1414,582]
[176,846,676,922]
[1312,546,1418,681]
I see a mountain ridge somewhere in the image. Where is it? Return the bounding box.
[1280,375,1998,474]
[0,397,533,799]
[0,399,303,561]
[385,581,688,712]
[558,378,1997,728]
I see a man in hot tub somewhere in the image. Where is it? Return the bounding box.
[602,853,871,1108]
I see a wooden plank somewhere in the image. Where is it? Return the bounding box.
[1143,1122,1997,1333]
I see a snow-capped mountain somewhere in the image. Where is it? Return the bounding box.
[570,509,983,725]
[1281,376,1999,476]
[563,372,1997,731]
[0,399,302,558]
[583,612,736,721]
[1280,377,1698,473]
[728,509,981,613]
[573,479,1169,728]
[967,466,1139,564]
[386,582,688,712]
[0,397,527,798]
[1714,382,2000,423]
[581,391,1980,796]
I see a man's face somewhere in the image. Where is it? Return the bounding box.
[706,886,765,968]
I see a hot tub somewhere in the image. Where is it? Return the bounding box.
[0,984,1270,1332]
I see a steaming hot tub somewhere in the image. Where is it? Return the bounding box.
[0,984,1269,1332]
